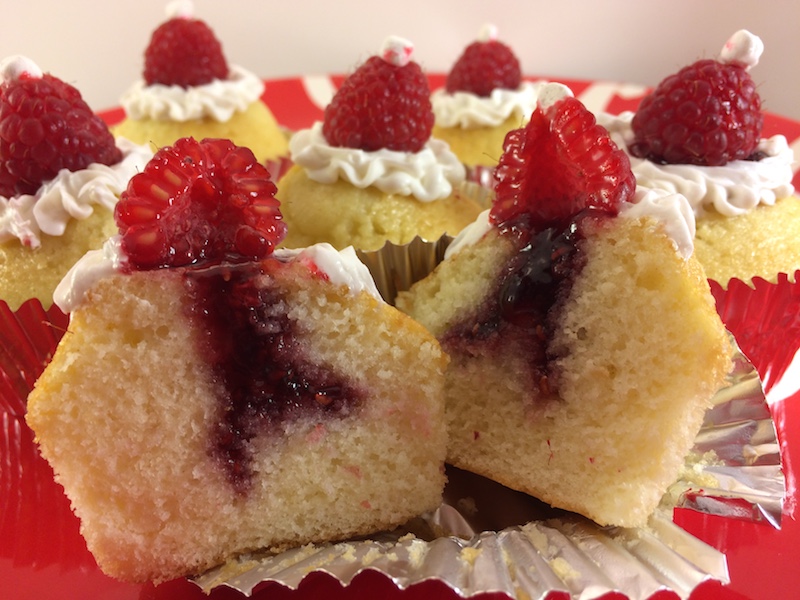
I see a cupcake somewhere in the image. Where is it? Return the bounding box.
[598,30,798,289]
[597,30,800,387]
[431,24,541,171]
[28,136,448,583]
[278,36,483,252]
[0,55,152,311]
[396,83,731,528]
[112,0,288,162]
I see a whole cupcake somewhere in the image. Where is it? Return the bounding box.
[277,36,483,252]
[0,55,152,311]
[431,24,541,171]
[598,30,800,388]
[598,30,798,288]
[112,0,288,162]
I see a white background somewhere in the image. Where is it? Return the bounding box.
[2,0,799,120]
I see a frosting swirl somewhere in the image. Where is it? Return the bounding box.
[0,138,154,248]
[431,81,542,129]
[120,65,264,122]
[289,122,466,201]
[597,111,795,217]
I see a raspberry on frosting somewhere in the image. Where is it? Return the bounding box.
[492,83,635,231]
[321,36,435,153]
[115,137,286,270]
[445,24,522,97]
[0,55,122,198]
[629,30,764,167]
[143,0,229,88]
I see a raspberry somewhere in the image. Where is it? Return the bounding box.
[115,137,286,270]
[446,26,521,96]
[491,83,635,231]
[630,32,764,166]
[322,37,434,152]
[0,59,122,198]
[143,17,228,87]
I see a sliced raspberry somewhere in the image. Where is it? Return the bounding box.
[630,31,764,166]
[115,137,286,270]
[322,37,434,152]
[446,26,521,96]
[143,17,228,87]
[0,60,121,198]
[491,84,635,232]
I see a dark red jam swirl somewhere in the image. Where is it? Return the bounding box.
[441,210,609,396]
[183,260,362,495]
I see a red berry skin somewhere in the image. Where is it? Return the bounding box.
[115,137,286,270]
[0,73,122,198]
[446,40,522,97]
[491,96,635,232]
[630,59,763,166]
[322,56,434,153]
[143,18,228,88]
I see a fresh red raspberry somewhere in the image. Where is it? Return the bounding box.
[446,37,521,97]
[630,58,763,166]
[143,17,228,87]
[491,85,635,231]
[322,37,434,153]
[115,137,286,270]
[0,70,122,198]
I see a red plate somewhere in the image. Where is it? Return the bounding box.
[3,75,799,600]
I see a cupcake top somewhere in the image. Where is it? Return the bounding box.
[0,55,153,248]
[432,24,542,129]
[56,137,381,312]
[447,83,696,259]
[289,36,466,202]
[597,30,795,218]
[120,0,264,123]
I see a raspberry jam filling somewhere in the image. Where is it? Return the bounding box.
[442,212,606,396]
[183,259,361,494]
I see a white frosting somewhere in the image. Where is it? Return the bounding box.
[289,122,466,201]
[55,241,382,313]
[0,55,43,82]
[597,111,796,218]
[431,81,542,129]
[120,65,264,122]
[444,208,491,258]
[720,30,763,69]
[380,36,414,67]
[0,138,154,248]
[274,244,382,301]
[166,0,194,19]
[477,23,498,42]
[538,82,573,109]
[445,188,695,261]
[54,235,127,313]
[619,187,696,259]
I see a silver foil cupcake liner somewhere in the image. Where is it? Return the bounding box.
[193,337,784,599]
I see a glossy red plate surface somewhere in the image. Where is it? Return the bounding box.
[3,75,799,600]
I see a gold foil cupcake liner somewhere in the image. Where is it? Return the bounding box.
[193,338,783,599]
